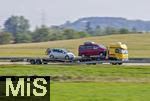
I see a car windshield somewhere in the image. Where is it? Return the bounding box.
[99,45,106,49]
[61,49,69,53]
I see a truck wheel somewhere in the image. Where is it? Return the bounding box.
[92,63,96,65]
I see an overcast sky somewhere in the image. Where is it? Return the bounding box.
[0,0,150,28]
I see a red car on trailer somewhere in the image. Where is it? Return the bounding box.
[78,41,107,58]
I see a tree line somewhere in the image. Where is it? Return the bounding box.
[0,16,134,44]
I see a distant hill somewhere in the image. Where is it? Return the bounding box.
[60,17,150,32]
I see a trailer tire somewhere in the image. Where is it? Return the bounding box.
[81,54,85,58]
[43,62,48,64]
[86,63,96,65]
[92,63,96,65]
[100,53,103,57]
[118,63,123,65]
[42,59,48,64]
[30,59,36,65]
[36,59,42,64]
[112,63,117,65]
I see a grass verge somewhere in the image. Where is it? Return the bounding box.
[0,64,150,101]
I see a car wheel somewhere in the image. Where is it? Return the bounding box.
[65,55,70,60]
[49,55,54,59]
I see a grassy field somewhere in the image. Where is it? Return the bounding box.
[0,33,149,57]
[1,64,150,81]
[51,82,150,101]
[0,64,150,101]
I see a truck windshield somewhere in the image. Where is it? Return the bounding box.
[121,49,128,54]
[115,48,128,54]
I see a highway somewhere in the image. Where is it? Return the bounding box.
[0,62,149,66]
[0,57,149,65]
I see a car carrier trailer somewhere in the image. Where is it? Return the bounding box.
[0,56,73,64]
[0,56,149,65]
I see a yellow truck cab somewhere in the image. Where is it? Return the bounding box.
[108,42,128,63]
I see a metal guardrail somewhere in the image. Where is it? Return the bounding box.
[129,58,150,63]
